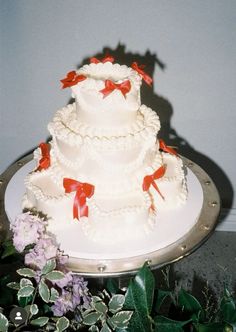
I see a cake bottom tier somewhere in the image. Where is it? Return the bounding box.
[22,153,187,244]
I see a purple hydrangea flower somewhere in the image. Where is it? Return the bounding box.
[52,274,91,316]
[24,236,58,270]
[11,212,46,252]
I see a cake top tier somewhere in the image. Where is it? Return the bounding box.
[60,58,152,128]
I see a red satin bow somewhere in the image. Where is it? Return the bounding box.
[60,71,86,89]
[90,55,115,64]
[142,165,166,200]
[63,178,95,220]
[131,62,153,86]
[159,139,178,156]
[36,143,50,171]
[100,79,131,98]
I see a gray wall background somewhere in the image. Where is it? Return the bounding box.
[1,0,236,210]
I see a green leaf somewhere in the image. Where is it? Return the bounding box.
[1,240,18,258]
[221,303,236,324]
[83,312,102,325]
[45,271,65,281]
[106,278,119,295]
[178,288,203,321]
[154,316,191,332]
[123,263,154,332]
[89,326,99,332]
[17,268,36,278]
[30,304,39,316]
[31,316,49,327]
[39,279,50,303]
[56,316,70,332]
[0,276,14,306]
[194,322,225,332]
[109,294,125,313]
[155,289,172,312]
[101,322,112,332]
[109,311,133,329]
[42,258,56,275]
[17,285,34,298]
[0,313,9,332]
[50,287,59,302]
[20,278,33,288]
[7,282,20,290]
[93,299,108,314]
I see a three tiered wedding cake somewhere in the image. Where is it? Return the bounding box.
[22,56,187,244]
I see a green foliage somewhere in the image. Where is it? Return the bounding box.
[81,290,133,331]
[0,313,8,332]
[56,316,70,332]
[2,233,236,332]
[0,240,18,259]
[123,263,154,331]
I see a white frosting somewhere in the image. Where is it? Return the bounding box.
[23,61,188,244]
[72,62,142,127]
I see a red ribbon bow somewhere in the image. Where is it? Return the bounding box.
[131,62,153,86]
[36,143,50,171]
[159,139,178,156]
[100,79,131,98]
[142,165,166,200]
[63,178,95,220]
[90,55,115,64]
[60,71,86,89]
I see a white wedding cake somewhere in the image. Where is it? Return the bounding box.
[22,56,187,244]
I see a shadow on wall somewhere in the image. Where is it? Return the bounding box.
[79,43,233,220]
[16,43,233,223]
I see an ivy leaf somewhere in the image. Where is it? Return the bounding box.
[83,312,102,325]
[50,287,59,302]
[89,326,99,332]
[17,268,36,278]
[17,285,34,298]
[31,316,49,327]
[154,316,191,332]
[56,316,70,332]
[155,289,172,312]
[20,278,33,288]
[45,271,65,281]
[42,258,56,275]
[178,288,203,321]
[7,282,20,290]
[194,322,225,332]
[123,263,154,331]
[101,322,112,332]
[92,299,108,314]
[0,313,9,332]
[220,287,236,324]
[106,278,119,295]
[30,304,39,316]
[109,311,133,329]
[109,294,125,313]
[39,279,50,303]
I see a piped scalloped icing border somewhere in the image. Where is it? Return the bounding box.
[76,62,142,89]
[48,103,160,148]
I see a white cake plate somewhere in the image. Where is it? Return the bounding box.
[0,154,220,277]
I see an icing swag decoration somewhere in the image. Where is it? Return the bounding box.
[36,143,51,171]
[100,79,131,98]
[63,178,95,220]
[131,62,153,86]
[90,55,115,64]
[60,71,86,89]
[143,165,166,200]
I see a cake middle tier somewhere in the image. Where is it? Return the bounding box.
[48,103,160,178]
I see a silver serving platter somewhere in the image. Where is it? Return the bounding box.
[0,154,220,277]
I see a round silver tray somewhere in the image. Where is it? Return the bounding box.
[0,154,220,277]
